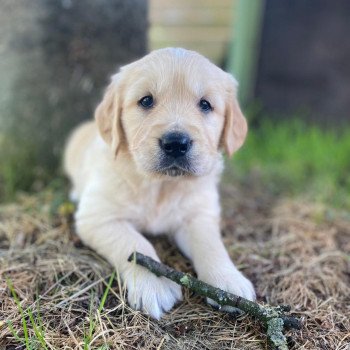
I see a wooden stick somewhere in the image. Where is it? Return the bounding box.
[128,252,301,350]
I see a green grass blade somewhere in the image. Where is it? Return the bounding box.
[99,272,115,313]
[83,292,96,350]
[35,302,46,337]
[7,320,22,343]
[6,278,30,350]
[27,307,48,350]
[83,273,115,350]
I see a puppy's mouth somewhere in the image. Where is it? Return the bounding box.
[160,166,190,177]
[154,157,195,177]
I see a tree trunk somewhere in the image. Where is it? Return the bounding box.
[0,0,148,199]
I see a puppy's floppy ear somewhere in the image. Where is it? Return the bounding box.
[221,74,248,157]
[95,73,124,155]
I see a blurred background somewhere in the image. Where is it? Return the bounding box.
[0,0,349,208]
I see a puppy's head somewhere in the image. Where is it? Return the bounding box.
[95,48,247,177]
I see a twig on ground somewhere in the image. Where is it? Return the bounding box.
[128,252,302,350]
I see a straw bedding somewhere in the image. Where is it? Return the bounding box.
[1,184,349,349]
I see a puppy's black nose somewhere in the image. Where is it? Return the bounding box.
[159,132,192,158]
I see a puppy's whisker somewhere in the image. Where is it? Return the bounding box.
[130,127,149,150]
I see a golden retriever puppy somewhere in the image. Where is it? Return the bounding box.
[64,48,255,319]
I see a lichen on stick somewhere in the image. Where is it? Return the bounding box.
[128,252,301,350]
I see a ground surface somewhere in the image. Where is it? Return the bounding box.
[0,183,349,349]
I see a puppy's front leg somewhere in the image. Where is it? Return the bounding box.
[76,210,182,319]
[175,215,255,309]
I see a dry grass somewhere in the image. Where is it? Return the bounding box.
[1,184,349,350]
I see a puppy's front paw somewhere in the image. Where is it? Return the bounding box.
[124,266,182,320]
[199,266,255,313]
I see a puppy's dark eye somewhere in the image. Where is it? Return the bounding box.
[139,95,154,109]
[199,99,213,113]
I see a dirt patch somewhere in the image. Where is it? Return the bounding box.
[1,185,349,349]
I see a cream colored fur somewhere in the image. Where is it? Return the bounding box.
[64,48,255,319]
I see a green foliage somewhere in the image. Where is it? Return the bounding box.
[231,119,350,208]
[6,278,48,350]
[98,271,116,313]
[83,272,115,350]
[6,273,115,350]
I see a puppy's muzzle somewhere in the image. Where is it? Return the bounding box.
[159,132,192,158]
[157,132,194,176]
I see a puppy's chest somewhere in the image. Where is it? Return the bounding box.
[133,182,187,235]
